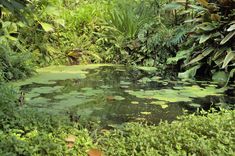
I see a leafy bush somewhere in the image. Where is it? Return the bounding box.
[0,44,34,81]
[168,1,235,82]
[97,0,187,67]
[18,0,104,66]
[0,84,17,117]
[97,110,235,156]
[0,84,95,155]
[0,120,94,156]
[0,3,34,81]
[97,0,159,64]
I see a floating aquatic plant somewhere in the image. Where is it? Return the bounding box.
[127,85,224,103]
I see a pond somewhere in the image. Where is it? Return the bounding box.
[16,64,234,126]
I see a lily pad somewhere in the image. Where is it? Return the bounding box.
[151,76,161,81]
[131,101,139,104]
[128,85,224,103]
[29,97,50,105]
[30,86,63,94]
[100,85,112,89]
[135,66,157,72]
[140,112,151,115]
[120,85,129,89]
[12,64,109,86]
[138,77,152,83]
[150,101,168,109]
[113,96,125,101]
[188,103,201,108]
[120,81,131,85]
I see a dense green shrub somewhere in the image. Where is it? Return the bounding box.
[97,110,235,156]
[0,0,185,68]
[0,3,34,81]
[167,1,235,82]
[0,44,34,81]
[0,90,94,155]
[17,0,104,66]
[0,106,234,155]
[0,84,17,117]
[97,0,165,65]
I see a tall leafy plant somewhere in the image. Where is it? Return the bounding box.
[0,1,34,81]
[0,0,28,20]
[19,0,104,66]
[168,0,235,82]
[98,0,155,64]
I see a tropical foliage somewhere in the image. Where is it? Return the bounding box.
[168,0,235,83]
[0,86,234,155]
[0,0,235,155]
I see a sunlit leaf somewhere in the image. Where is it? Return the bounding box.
[188,4,207,11]
[220,31,235,45]
[187,47,214,65]
[141,112,151,115]
[163,2,183,10]
[65,135,76,143]
[227,24,235,32]
[131,101,139,104]
[39,22,54,32]
[197,22,217,31]
[188,103,201,108]
[212,71,228,84]
[45,6,60,16]
[113,96,125,100]
[199,34,212,44]
[225,68,235,86]
[6,35,17,41]
[178,65,201,79]
[167,49,192,64]
[222,50,235,68]
[54,19,65,27]
[212,48,225,61]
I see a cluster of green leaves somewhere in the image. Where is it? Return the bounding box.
[0,0,28,20]
[0,14,34,81]
[0,84,95,155]
[97,109,235,155]
[0,0,105,71]
[167,0,235,83]
[97,0,152,64]
[17,0,105,66]
[97,0,180,66]
[0,0,190,70]
[0,112,94,155]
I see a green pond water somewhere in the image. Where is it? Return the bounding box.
[16,65,235,126]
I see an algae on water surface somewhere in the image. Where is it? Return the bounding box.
[16,65,230,125]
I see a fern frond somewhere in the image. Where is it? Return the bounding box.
[167,26,189,47]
